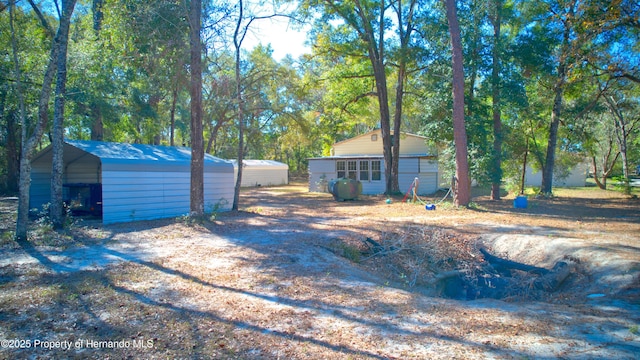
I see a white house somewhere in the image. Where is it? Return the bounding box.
[30,140,234,224]
[231,159,289,187]
[308,130,439,195]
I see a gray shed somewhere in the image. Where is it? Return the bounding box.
[30,140,234,224]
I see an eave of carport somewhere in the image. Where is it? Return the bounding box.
[64,140,233,173]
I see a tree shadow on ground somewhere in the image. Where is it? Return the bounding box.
[2,240,572,359]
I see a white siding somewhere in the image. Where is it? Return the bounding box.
[418,158,439,194]
[102,170,189,224]
[205,172,235,212]
[65,161,101,183]
[524,163,588,187]
[398,158,418,194]
[102,168,233,224]
[333,130,429,156]
[361,178,386,195]
[420,158,438,172]
[399,134,429,155]
[398,158,418,174]
[333,130,384,156]
[308,159,336,192]
[398,174,437,195]
[399,158,438,195]
[30,162,53,211]
[417,173,438,194]
[233,160,289,187]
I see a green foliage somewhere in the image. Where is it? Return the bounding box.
[612,176,632,195]
[339,243,361,263]
[0,0,638,200]
[206,198,230,220]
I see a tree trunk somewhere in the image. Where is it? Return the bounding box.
[541,11,572,196]
[50,0,77,229]
[466,0,480,119]
[445,0,471,207]
[170,79,178,146]
[606,95,630,179]
[2,89,20,194]
[391,63,404,194]
[390,0,416,194]
[490,0,503,200]
[324,0,398,195]
[596,148,620,190]
[5,5,22,196]
[541,63,565,196]
[90,106,103,141]
[368,50,392,195]
[15,0,73,241]
[376,64,393,196]
[232,0,245,211]
[189,0,204,216]
[591,156,605,189]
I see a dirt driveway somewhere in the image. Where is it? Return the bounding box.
[0,184,639,359]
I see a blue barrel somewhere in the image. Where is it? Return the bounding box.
[514,196,528,209]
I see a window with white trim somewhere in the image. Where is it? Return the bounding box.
[359,160,369,181]
[337,161,346,178]
[336,160,382,182]
[372,160,381,181]
[347,160,357,180]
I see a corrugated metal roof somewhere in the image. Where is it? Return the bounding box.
[64,140,231,167]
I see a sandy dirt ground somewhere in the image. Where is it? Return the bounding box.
[0,184,639,359]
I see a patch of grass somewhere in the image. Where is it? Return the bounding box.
[432,200,457,210]
[467,201,487,211]
[0,230,15,245]
[265,186,302,193]
[244,207,263,214]
[341,244,361,263]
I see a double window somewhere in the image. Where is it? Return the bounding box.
[337,160,381,182]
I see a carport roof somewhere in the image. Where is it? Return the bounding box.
[33,140,232,168]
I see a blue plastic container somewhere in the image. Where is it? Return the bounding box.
[425,204,436,211]
[514,196,528,209]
